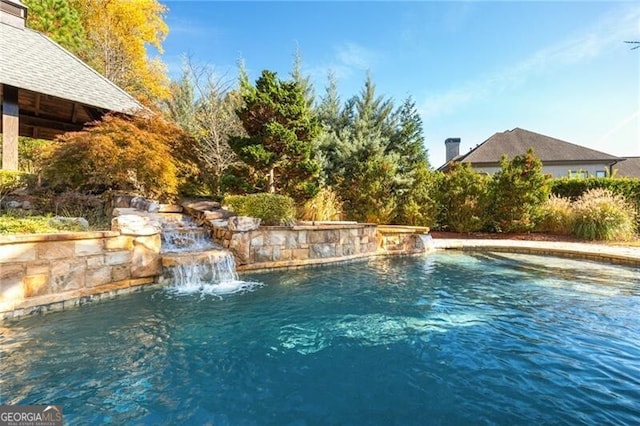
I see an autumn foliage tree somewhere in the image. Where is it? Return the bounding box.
[26,0,170,103]
[73,0,170,103]
[41,114,184,200]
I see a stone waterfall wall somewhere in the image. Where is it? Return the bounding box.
[0,217,162,320]
[377,226,432,255]
[211,223,380,271]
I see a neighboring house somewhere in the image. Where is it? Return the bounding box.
[613,157,640,178]
[438,128,623,178]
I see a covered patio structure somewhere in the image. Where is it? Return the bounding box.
[0,0,143,170]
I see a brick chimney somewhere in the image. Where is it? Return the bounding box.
[445,137,461,162]
[0,0,27,29]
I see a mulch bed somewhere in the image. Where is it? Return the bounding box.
[430,231,583,243]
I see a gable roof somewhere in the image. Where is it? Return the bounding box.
[459,128,621,165]
[614,157,640,178]
[0,21,142,114]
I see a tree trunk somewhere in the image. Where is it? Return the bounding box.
[268,167,275,193]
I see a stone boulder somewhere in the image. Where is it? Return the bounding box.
[3,200,22,209]
[49,216,90,230]
[111,215,162,236]
[203,209,234,221]
[228,216,261,232]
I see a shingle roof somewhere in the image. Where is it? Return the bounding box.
[0,21,142,114]
[460,128,621,164]
[614,157,640,178]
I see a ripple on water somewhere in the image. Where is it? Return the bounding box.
[0,252,639,425]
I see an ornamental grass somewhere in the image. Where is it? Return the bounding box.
[571,188,636,241]
[536,195,574,235]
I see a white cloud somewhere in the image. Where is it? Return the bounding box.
[305,41,381,91]
[335,42,378,70]
[419,4,640,121]
[166,17,210,37]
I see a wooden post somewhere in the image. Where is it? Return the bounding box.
[1,84,19,170]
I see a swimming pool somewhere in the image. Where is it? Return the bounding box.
[1,252,639,424]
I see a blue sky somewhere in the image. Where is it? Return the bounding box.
[160,1,640,167]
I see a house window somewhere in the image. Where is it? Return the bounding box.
[595,170,606,178]
[568,170,587,178]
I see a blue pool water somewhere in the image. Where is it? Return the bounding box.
[1,252,639,425]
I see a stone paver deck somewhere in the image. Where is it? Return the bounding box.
[432,238,640,267]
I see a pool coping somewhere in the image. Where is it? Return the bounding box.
[432,239,640,267]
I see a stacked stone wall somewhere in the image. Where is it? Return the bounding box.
[0,230,161,320]
[212,224,380,270]
[378,233,428,254]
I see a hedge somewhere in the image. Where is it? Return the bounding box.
[551,177,640,221]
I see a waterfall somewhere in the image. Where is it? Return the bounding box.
[160,214,261,296]
[417,234,435,251]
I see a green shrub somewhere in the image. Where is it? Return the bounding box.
[18,137,51,173]
[0,170,26,206]
[337,150,398,224]
[488,149,550,233]
[552,177,640,201]
[395,164,440,227]
[299,187,343,221]
[223,193,296,226]
[437,163,490,232]
[571,188,636,241]
[535,195,573,235]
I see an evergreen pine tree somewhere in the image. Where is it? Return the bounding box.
[290,48,315,109]
[24,0,86,54]
[389,96,430,173]
[353,72,395,140]
[316,71,342,129]
[229,70,321,202]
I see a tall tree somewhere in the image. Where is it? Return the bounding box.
[165,59,243,196]
[335,129,400,223]
[315,73,435,225]
[315,71,344,183]
[229,70,321,202]
[316,70,342,129]
[23,0,86,54]
[389,96,430,173]
[353,72,395,139]
[290,48,315,108]
[71,0,170,103]
[166,69,197,134]
[237,58,251,95]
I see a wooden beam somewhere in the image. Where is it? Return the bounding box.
[20,114,84,132]
[1,84,19,170]
[34,93,41,116]
[71,102,78,123]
